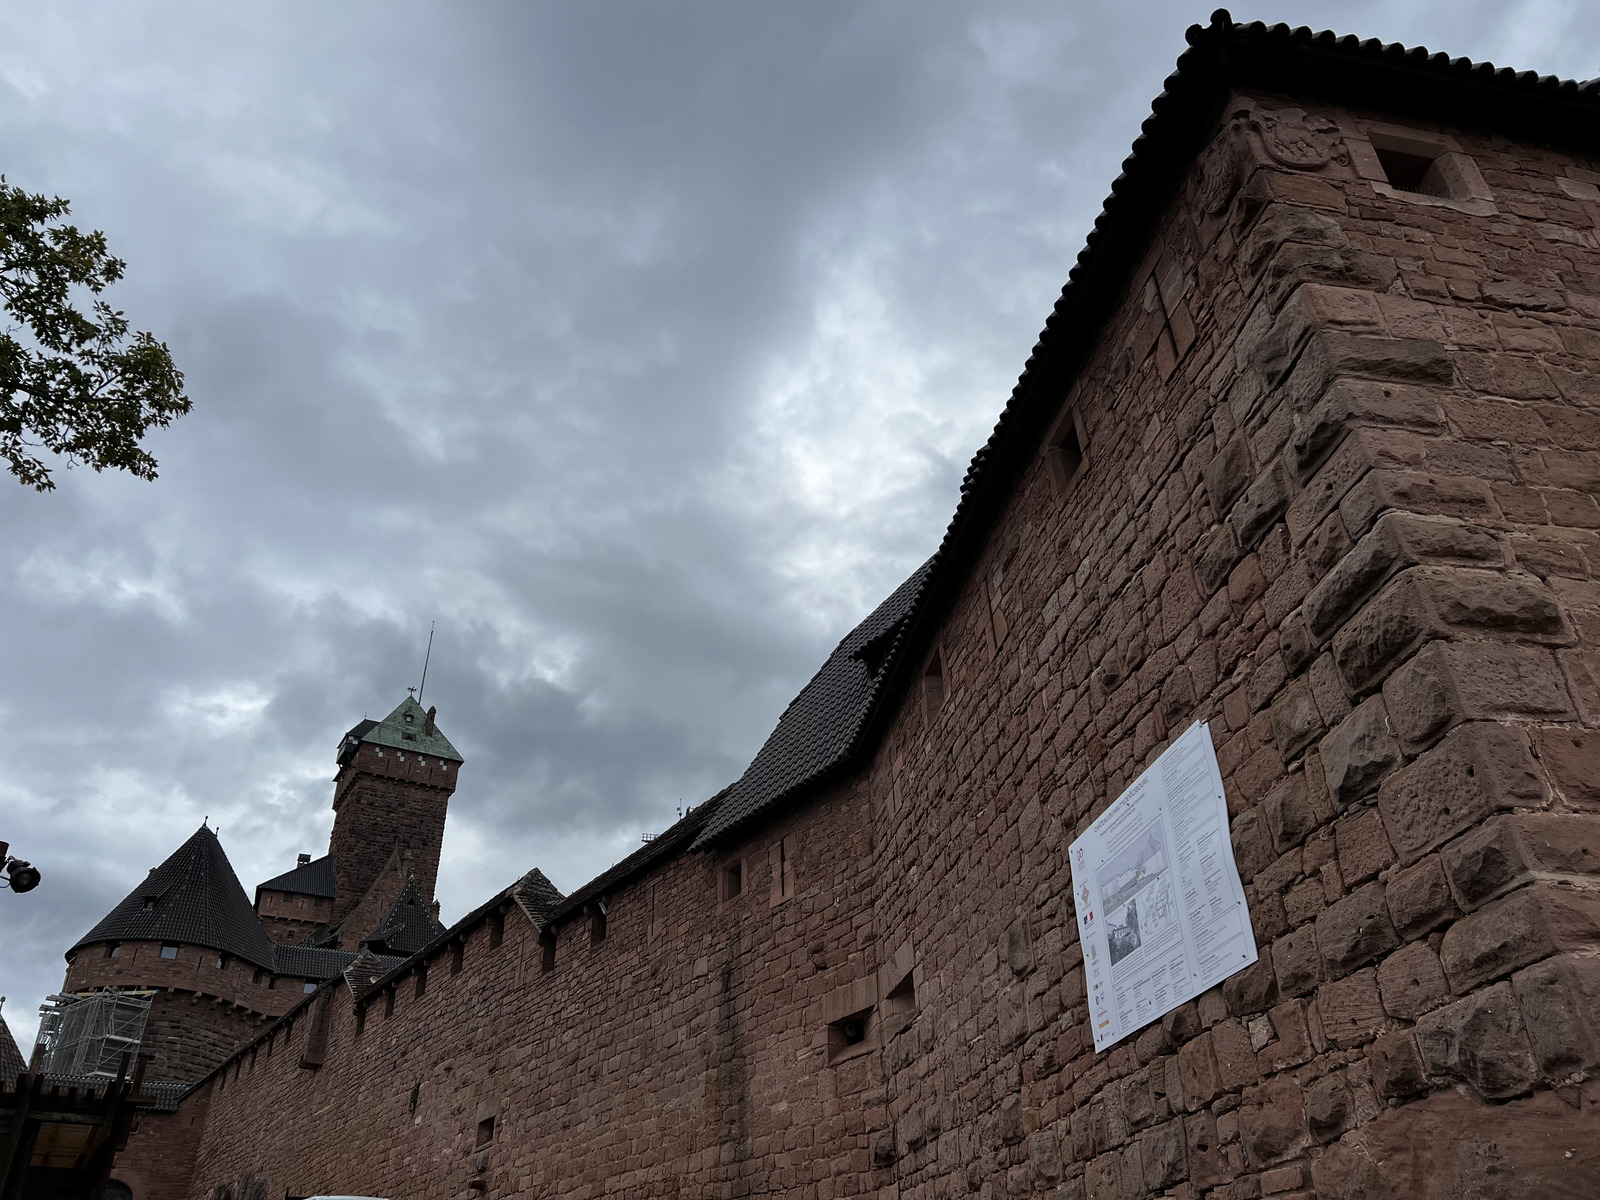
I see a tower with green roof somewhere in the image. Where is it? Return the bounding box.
[324,696,463,936]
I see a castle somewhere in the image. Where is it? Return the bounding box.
[23,13,1600,1199]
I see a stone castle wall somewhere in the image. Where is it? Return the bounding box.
[170,92,1600,1200]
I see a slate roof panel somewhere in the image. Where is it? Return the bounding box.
[272,944,404,980]
[256,853,335,899]
[70,826,277,971]
[688,561,930,849]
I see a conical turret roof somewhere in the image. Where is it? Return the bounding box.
[71,825,276,970]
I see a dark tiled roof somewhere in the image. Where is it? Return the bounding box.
[71,826,277,971]
[511,868,565,926]
[272,943,404,981]
[689,562,930,849]
[694,11,1600,849]
[256,853,335,899]
[0,1013,25,1087]
[360,877,445,956]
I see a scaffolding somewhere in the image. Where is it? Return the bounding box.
[33,990,153,1079]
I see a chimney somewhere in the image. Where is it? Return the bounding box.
[297,853,312,867]
[425,706,437,736]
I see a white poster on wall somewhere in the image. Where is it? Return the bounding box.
[1068,720,1257,1053]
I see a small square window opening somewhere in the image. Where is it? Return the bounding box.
[827,1007,878,1065]
[921,649,946,725]
[106,943,120,959]
[1373,145,1449,197]
[159,945,179,960]
[302,981,317,994]
[720,860,744,902]
[769,837,796,905]
[540,929,557,972]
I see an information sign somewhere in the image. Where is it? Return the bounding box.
[1068,720,1257,1053]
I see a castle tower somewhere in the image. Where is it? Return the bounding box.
[325,696,462,932]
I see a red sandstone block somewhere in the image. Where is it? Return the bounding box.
[1377,722,1545,865]
[1317,967,1385,1049]
[1332,807,1394,886]
[1318,695,1401,809]
[1414,981,1540,1100]
[1511,952,1600,1080]
[1442,812,1600,912]
[1381,640,1572,753]
[1314,881,1399,979]
[1332,566,1571,695]
[1439,883,1600,992]
[1377,940,1452,1020]
[1339,470,1500,539]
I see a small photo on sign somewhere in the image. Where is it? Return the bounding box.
[1098,819,1174,969]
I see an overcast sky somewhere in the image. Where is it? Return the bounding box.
[1,1,1594,1049]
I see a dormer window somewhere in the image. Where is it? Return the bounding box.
[142,896,157,911]
[404,713,414,723]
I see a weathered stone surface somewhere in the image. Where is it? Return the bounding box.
[1303,1071,1352,1144]
[1319,695,1401,807]
[1222,957,1278,1017]
[1333,806,1394,885]
[1239,1077,1310,1168]
[1006,916,1035,976]
[1183,1110,1223,1192]
[1382,640,1573,753]
[1317,967,1385,1048]
[1332,566,1571,694]
[1175,1031,1220,1111]
[1303,512,1502,642]
[1442,813,1600,912]
[1511,953,1600,1080]
[1270,925,1324,998]
[1377,940,1451,1020]
[1440,883,1600,993]
[1377,722,1546,864]
[1195,523,1244,594]
[1534,727,1600,810]
[1138,1119,1187,1190]
[1210,1018,1259,1090]
[1262,775,1317,855]
[1230,461,1292,549]
[1415,981,1539,1099]
[1204,433,1254,517]
[1269,677,1323,761]
[1316,882,1400,978]
[1369,1030,1427,1098]
[1312,1087,1600,1199]
[1385,855,1461,938]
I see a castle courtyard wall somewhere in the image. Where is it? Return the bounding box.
[177,92,1600,1200]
